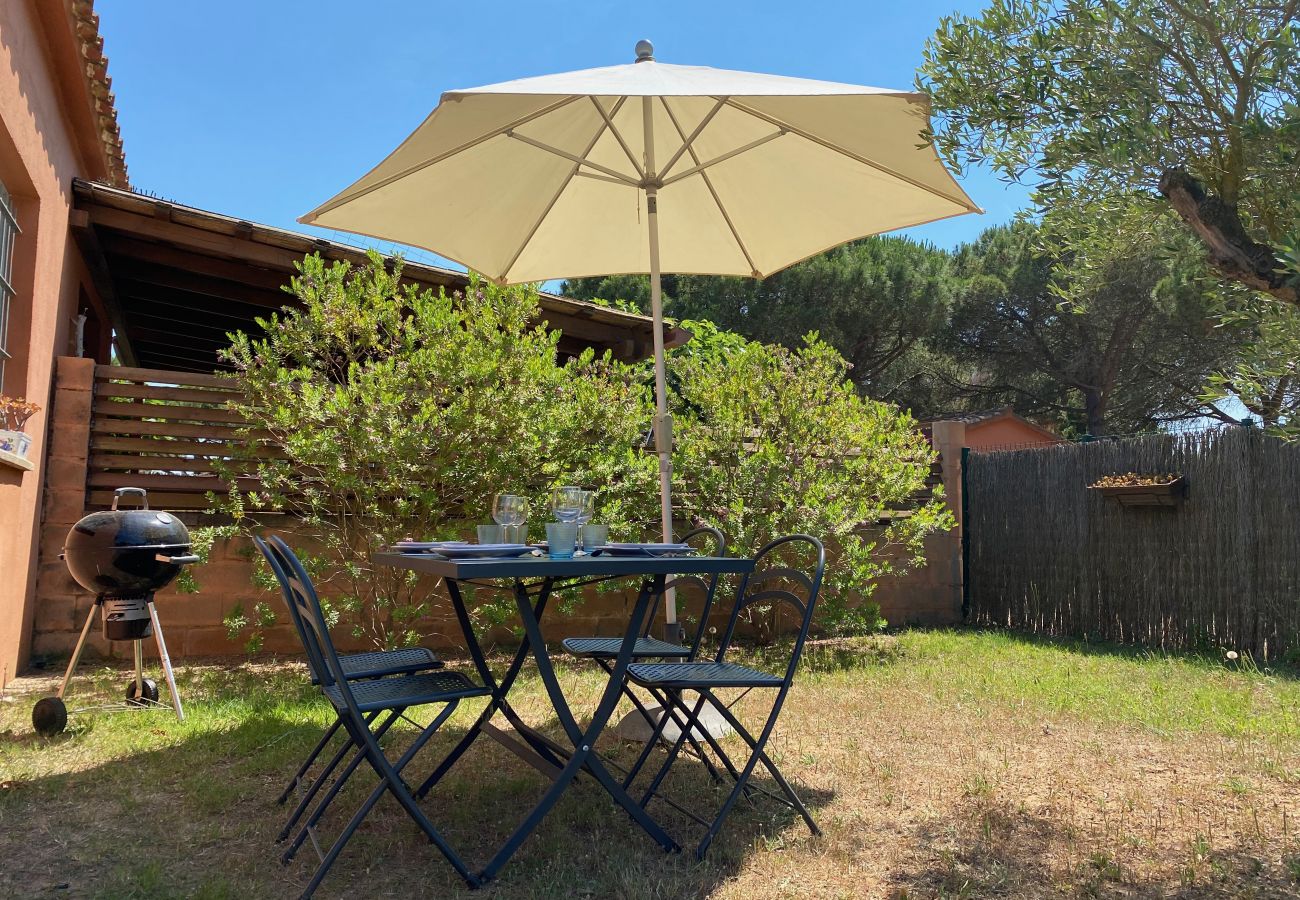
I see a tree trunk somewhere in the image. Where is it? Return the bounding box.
[1158,168,1298,305]
[1083,387,1107,437]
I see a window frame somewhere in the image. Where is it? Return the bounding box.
[0,180,18,393]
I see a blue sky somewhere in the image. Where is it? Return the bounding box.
[98,0,1031,275]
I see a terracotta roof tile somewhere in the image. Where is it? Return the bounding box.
[69,0,127,187]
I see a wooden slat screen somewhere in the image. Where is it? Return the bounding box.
[88,364,264,510]
[85,364,946,517]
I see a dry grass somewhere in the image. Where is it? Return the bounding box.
[2,629,1300,899]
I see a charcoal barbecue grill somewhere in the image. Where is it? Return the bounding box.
[32,487,200,736]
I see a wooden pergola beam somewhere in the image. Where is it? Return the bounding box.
[73,178,685,373]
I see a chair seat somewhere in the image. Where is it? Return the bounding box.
[627,661,783,689]
[324,670,489,712]
[340,647,442,678]
[562,636,692,659]
[308,647,442,685]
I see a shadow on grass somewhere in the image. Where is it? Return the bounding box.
[0,698,833,899]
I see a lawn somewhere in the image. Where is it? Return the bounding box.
[2,629,1299,899]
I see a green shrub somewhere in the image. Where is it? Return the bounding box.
[667,325,952,636]
[216,252,648,647]
[212,254,948,648]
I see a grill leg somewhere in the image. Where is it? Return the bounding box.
[147,600,183,723]
[133,639,144,699]
[57,597,100,701]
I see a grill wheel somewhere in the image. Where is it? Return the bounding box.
[125,678,160,706]
[32,697,68,736]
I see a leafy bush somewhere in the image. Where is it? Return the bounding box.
[216,252,648,647]
[667,325,952,637]
[212,254,949,649]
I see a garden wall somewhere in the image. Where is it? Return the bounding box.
[966,426,1300,661]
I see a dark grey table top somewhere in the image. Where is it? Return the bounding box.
[373,551,754,581]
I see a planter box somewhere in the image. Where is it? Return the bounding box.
[0,429,31,459]
[1090,476,1187,507]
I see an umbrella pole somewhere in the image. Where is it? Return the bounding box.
[643,97,678,639]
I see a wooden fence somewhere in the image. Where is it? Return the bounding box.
[88,364,265,510]
[965,426,1300,660]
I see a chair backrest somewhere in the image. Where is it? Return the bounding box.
[268,538,390,758]
[661,525,727,656]
[253,536,324,681]
[266,536,357,700]
[715,535,826,685]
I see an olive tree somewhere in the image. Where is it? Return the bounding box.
[920,0,1300,303]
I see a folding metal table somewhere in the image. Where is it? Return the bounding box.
[372,551,755,882]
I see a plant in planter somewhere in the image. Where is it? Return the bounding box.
[0,395,40,459]
[1089,472,1188,507]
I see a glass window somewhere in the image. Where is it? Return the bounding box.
[0,180,16,392]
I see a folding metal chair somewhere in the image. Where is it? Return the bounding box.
[563,525,727,660]
[626,534,826,858]
[253,537,444,843]
[262,536,489,897]
[561,526,728,784]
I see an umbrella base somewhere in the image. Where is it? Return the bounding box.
[613,695,733,743]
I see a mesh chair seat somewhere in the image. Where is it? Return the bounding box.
[325,670,489,713]
[562,636,691,659]
[628,661,784,689]
[339,647,442,678]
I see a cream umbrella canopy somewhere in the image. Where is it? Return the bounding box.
[301,40,980,631]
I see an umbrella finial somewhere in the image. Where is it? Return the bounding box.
[634,39,654,62]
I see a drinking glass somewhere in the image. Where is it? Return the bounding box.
[550,486,583,524]
[580,523,609,549]
[545,522,579,559]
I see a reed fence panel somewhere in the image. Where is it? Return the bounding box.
[965,427,1300,660]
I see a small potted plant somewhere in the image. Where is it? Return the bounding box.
[1088,471,1188,507]
[0,395,40,459]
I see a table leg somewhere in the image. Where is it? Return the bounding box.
[415,577,562,800]
[479,574,678,882]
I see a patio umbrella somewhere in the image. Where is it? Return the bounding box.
[301,40,979,631]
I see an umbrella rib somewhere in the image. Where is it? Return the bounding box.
[721,98,980,212]
[660,98,761,277]
[574,171,632,186]
[589,97,645,181]
[496,102,624,281]
[659,129,786,187]
[506,131,641,187]
[656,97,727,182]
[303,96,585,221]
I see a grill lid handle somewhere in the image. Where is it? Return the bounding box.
[112,487,149,510]
[157,553,200,565]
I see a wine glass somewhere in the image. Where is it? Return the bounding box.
[575,490,596,549]
[550,486,583,524]
[492,494,524,541]
[509,495,530,542]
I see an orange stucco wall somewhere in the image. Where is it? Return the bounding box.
[0,1,106,684]
[964,418,1060,452]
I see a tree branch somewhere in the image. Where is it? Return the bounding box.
[1158,168,1298,304]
